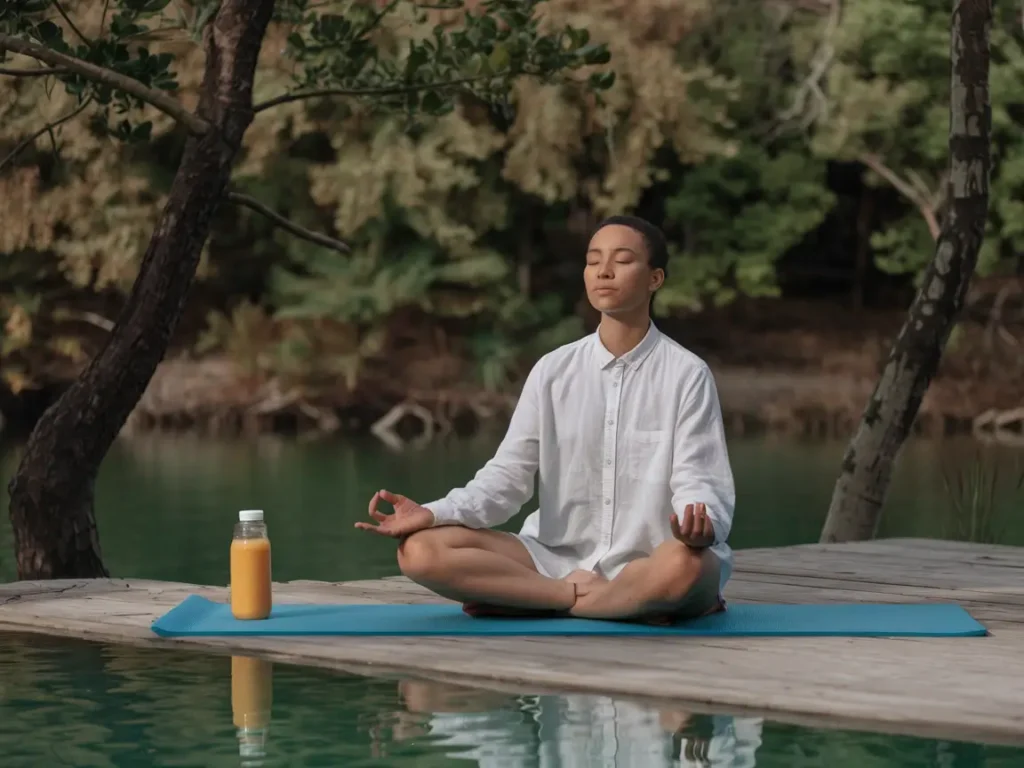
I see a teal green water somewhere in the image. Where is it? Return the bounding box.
[2,632,1023,767]
[2,432,1023,584]
[1,432,1024,766]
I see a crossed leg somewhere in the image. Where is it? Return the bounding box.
[568,541,722,623]
[396,526,576,612]
[397,526,722,623]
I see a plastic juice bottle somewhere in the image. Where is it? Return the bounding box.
[231,655,273,766]
[230,509,272,620]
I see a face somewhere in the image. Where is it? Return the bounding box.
[583,224,664,316]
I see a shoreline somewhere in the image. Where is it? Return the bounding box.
[4,296,1023,447]
[2,354,1022,447]
[115,357,1024,448]
[3,540,1024,748]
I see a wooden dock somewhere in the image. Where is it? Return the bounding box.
[2,538,1023,746]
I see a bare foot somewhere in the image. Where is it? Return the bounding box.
[564,569,607,591]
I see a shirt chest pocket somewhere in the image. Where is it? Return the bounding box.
[624,429,671,483]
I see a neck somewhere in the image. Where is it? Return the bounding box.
[597,311,651,358]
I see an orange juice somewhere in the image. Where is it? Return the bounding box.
[231,655,273,730]
[230,509,272,620]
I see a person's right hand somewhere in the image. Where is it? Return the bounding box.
[355,489,435,538]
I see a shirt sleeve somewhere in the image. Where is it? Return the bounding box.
[669,365,736,545]
[423,359,542,529]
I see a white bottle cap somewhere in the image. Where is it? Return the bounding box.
[238,509,264,522]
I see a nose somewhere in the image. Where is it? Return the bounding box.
[596,259,614,279]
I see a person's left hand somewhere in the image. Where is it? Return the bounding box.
[671,502,715,549]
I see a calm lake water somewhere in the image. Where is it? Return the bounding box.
[2,632,1024,768]
[1,431,1023,766]
[2,431,1023,585]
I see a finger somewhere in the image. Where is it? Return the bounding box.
[701,510,715,542]
[354,521,389,536]
[367,492,390,523]
[681,504,695,538]
[378,489,403,505]
[694,502,708,538]
[670,513,682,541]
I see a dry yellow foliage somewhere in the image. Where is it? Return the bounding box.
[1,0,728,288]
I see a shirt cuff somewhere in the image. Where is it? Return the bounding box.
[423,498,458,526]
[706,505,727,546]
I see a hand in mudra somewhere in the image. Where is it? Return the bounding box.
[671,502,715,549]
[355,489,434,538]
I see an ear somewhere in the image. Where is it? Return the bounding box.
[650,268,665,292]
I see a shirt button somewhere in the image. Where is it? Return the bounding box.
[604,498,611,505]
[607,419,614,426]
[606,459,612,466]
[612,380,619,388]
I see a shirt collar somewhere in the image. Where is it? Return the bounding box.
[592,321,661,371]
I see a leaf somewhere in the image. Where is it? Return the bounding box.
[35,20,64,45]
[488,43,510,72]
[579,44,611,67]
[132,121,153,142]
[421,91,444,114]
[588,71,615,91]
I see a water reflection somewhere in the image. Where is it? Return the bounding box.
[1,633,1022,767]
[379,678,764,767]
[231,656,273,766]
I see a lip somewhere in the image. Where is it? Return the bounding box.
[593,287,617,294]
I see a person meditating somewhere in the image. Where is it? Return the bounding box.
[355,215,736,623]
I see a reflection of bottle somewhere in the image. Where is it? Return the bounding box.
[231,655,273,766]
[230,509,272,620]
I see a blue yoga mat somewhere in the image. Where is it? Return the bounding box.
[151,595,987,638]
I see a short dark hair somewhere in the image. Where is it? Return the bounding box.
[593,215,669,280]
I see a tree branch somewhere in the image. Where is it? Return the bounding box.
[0,65,64,76]
[252,72,507,113]
[860,152,940,240]
[766,0,840,139]
[0,96,91,173]
[0,33,209,134]
[51,0,93,48]
[226,191,351,254]
[357,0,401,38]
[100,0,111,36]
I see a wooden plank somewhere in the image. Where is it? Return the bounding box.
[3,538,1024,748]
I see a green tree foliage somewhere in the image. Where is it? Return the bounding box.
[809,0,1023,278]
[3,0,1023,403]
[0,0,613,398]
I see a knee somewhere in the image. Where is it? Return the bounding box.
[396,529,445,583]
[650,542,707,605]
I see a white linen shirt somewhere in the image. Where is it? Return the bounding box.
[425,322,736,593]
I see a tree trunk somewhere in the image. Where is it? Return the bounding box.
[6,1,276,579]
[820,0,992,543]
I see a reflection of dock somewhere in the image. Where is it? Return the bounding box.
[2,538,1022,747]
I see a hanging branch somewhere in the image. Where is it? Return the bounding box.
[226,192,352,254]
[860,153,942,240]
[0,96,92,173]
[0,65,64,76]
[0,33,209,134]
[253,72,509,113]
[50,0,93,48]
